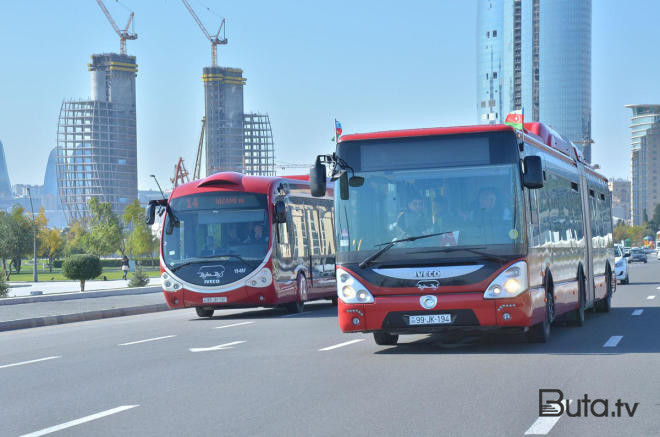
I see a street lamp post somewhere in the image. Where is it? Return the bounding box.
[26,187,38,283]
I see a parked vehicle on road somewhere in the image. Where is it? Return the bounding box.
[614,245,629,284]
[629,248,647,263]
[146,172,336,317]
[310,122,616,345]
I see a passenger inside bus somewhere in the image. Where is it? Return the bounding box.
[244,223,269,245]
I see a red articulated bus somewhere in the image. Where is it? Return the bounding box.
[310,122,615,345]
[146,172,336,317]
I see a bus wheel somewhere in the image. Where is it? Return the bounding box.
[195,307,214,318]
[570,270,585,326]
[331,297,338,306]
[373,332,398,345]
[527,289,553,343]
[595,273,612,313]
[286,274,306,314]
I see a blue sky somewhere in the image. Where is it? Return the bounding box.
[0,0,658,190]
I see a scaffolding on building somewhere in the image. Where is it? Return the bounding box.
[243,113,275,176]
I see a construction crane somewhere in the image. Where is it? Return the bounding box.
[95,0,138,55]
[171,157,190,189]
[181,0,227,66]
[193,117,206,180]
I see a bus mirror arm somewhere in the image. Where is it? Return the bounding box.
[522,155,544,189]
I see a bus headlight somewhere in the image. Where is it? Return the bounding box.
[161,272,182,292]
[336,269,374,304]
[483,261,528,299]
[248,268,272,288]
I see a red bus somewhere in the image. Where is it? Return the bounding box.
[146,172,336,317]
[310,122,615,344]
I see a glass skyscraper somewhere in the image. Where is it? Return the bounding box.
[477,0,592,162]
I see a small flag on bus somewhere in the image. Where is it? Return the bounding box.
[335,120,343,138]
[504,110,524,130]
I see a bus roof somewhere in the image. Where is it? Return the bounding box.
[170,172,310,199]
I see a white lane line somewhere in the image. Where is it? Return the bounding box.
[189,341,245,352]
[0,356,61,370]
[319,339,365,351]
[524,400,571,435]
[603,335,623,347]
[214,321,254,329]
[19,405,139,437]
[632,309,644,316]
[647,295,656,300]
[118,335,176,346]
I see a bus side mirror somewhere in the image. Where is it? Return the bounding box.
[274,200,287,223]
[339,172,349,200]
[523,156,544,189]
[145,201,157,225]
[310,157,327,197]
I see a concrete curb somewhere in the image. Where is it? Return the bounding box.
[0,286,162,306]
[0,303,172,332]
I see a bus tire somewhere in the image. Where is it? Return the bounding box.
[527,281,553,343]
[595,270,613,313]
[373,332,398,345]
[331,297,338,306]
[195,307,214,318]
[286,274,306,314]
[570,269,585,326]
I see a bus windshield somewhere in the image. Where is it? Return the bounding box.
[335,134,525,265]
[162,191,269,284]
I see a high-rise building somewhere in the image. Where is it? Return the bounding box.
[203,66,246,175]
[626,104,660,225]
[56,53,138,222]
[477,0,591,161]
[608,178,631,223]
[243,113,275,176]
[0,140,11,200]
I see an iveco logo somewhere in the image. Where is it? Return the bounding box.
[416,270,442,278]
[197,265,226,280]
[416,280,439,290]
[420,295,438,309]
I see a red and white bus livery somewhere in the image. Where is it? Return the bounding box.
[310,122,615,344]
[147,172,336,317]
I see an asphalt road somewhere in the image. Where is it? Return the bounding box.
[1,259,659,436]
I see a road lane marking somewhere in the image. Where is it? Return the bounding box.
[0,356,61,370]
[118,335,176,346]
[632,309,644,316]
[603,336,623,347]
[189,341,245,352]
[319,339,365,351]
[524,400,571,435]
[19,405,139,437]
[214,321,254,329]
[647,295,656,300]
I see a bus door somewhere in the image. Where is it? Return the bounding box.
[576,162,595,306]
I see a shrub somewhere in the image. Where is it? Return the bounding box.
[0,271,8,298]
[62,254,102,292]
[128,265,150,287]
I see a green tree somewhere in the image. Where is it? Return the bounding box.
[81,198,123,256]
[122,199,155,257]
[62,220,87,257]
[128,264,150,287]
[62,254,102,292]
[39,228,64,273]
[0,269,8,297]
[0,207,32,278]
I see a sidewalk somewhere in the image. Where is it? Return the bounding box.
[0,283,174,332]
[7,277,161,297]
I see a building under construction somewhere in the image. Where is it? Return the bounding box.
[56,53,138,222]
[243,113,275,176]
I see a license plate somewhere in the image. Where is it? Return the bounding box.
[202,297,227,303]
[408,314,451,325]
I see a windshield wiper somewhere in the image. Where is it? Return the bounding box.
[171,254,257,272]
[358,232,455,269]
[407,246,508,263]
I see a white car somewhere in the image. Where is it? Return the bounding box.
[615,245,629,284]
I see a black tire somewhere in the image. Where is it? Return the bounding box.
[331,297,338,306]
[373,332,399,345]
[527,284,553,343]
[286,274,307,314]
[195,307,214,318]
[623,274,629,285]
[570,270,585,326]
[595,272,613,313]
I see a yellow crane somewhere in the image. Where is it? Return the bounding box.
[95,0,137,55]
[181,0,227,66]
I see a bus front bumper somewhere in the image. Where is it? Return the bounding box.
[338,290,544,334]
